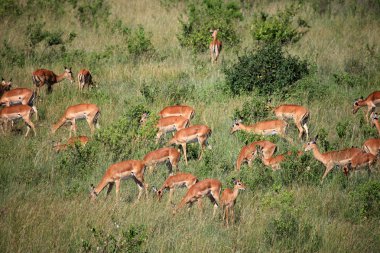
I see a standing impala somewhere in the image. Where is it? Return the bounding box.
[51,103,100,137]
[343,151,377,176]
[362,138,380,156]
[152,172,198,204]
[209,29,222,63]
[32,67,74,96]
[353,91,380,122]
[273,104,310,140]
[53,136,89,152]
[370,112,380,135]
[236,140,277,171]
[155,116,190,143]
[0,78,12,97]
[221,179,246,227]
[143,147,181,174]
[159,105,195,120]
[0,88,35,107]
[231,119,292,143]
[304,135,362,182]
[0,104,37,137]
[90,160,147,201]
[168,124,212,165]
[173,178,222,217]
[77,69,94,91]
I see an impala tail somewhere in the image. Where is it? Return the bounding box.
[94,111,101,129]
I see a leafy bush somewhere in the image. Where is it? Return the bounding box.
[336,120,351,139]
[264,211,322,251]
[75,0,110,28]
[233,95,270,122]
[251,5,307,45]
[223,44,309,96]
[127,26,155,59]
[0,41,25,68]
[178,0,242,53]
[82,224,148,253]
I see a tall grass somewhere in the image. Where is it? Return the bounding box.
[1,0,380,252]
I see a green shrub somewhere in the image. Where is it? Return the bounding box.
[178,0,242,53]
[251,5,307,45]
[0,41,25,68]
[127,26,155,59]
[336,120,351,139]
[82,224,148,253]
[233,95,270,122]
[75,0,110,28]
[223,44,309,96]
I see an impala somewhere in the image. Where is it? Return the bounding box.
[90,160,147,201]
[168,124,212,165]
[273,104,310,139]
[231,119,292,143]
[236,140,277,171]
[343,151,377,176]
[0,78,12,97]
[209,29,222,63]
[353,91,380,122]
[173,178,222,217]
[152,172,198,203]
[77,69,94,91]
[362,138,380,156]
[0,88,35,107]
[53,136,89,152]
[0,104,37,137]
[254,146,303,170]
[51,103,100,137]
[304,135,362,182]
[156,116,189,143]
[32,67,74,95]
[370,112,380,135]
[143,147,181,174]
[159,105,195,120]
[221,179,246,227]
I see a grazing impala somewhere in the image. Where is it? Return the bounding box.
[221,179,246,227]
[304,135,362,182]
[156,116,190,143]
[77,69,94,91]
[0,88,35,107]
[173,178,222,217]
[362,138,380,156]
[209,29,222,63]
[159,105,195,120]
[231,119,292,143]
[353,91,380,122]
[32,67,74,95]
[168,124,212,165]
[53,136,89,152]
[0,104,37,137]
[90,160,147,201]
[370,112,380,135]
[236,140,277,171]
[254,146,303,170]
[0,78,12,97]
[143,147,181,174]
[51,103,100,137]
[152,172,198,203]
[343,151,377,176]
[273,104,310,139]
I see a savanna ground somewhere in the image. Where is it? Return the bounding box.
[0,0,380,252]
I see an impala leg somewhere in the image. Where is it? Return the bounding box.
[321,164,334,183]
[231,207,235,225]
[225,207,229,227]
[168,188,174,204]
[86,116,95,135]
[303,123,309,140]
[182,143,188,165]
[133,172,148,200]
[24,117,36,137]
[106,182,114,197]
[115,179,121,200]
[156,131,163,144]
[295,121,304,139]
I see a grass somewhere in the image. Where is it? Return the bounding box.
[1,0,380,252]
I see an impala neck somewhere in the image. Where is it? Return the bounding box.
[310,144,326,164]
[374,120,380,132]
[56,72,67,83]
[232,187,240,200]
[239,123,253,132]
[357,100,367,107]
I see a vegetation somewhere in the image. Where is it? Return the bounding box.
[1,0,380,252]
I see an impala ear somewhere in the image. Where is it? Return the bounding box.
[360,96,363,100]
[232,178,237,184]
[90,184,95,191]
[64,66,67,69]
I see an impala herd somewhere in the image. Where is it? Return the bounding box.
[1,65,380,226]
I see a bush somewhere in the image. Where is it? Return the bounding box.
[178,0,242,53]
[233,95,270,122]
[223,44,309,96]
[127,26,155,59]
[75,0,110,28]
[251,5,307,45]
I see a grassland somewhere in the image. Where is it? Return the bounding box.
[0,0,380,252]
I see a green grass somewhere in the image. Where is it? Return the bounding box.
[1,0,380,252]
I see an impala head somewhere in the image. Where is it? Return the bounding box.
[352,96,364,114]
[230,119,243,134]
[139,112,149,125]
[304,135,318,151]
[89,184,98,201]
[151,186,164,201]
[1,78,12,91]
[370,112,379,127]
[210,29,218,38]
[63,66,74,83]
[232,178,246,190]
